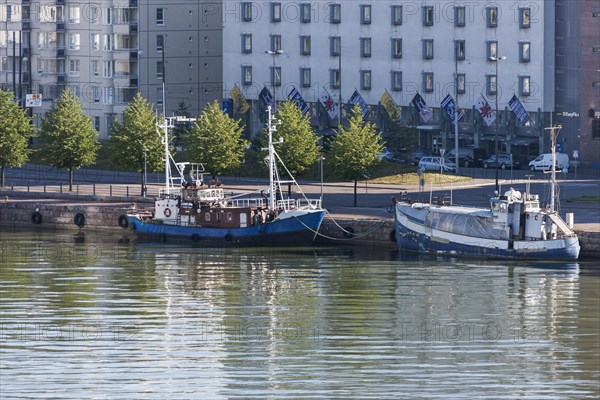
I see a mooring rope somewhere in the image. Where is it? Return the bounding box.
[293,213,389,241]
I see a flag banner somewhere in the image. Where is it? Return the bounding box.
[475,94,496,126]
[441,94,463,125]
[350,89,370,120]
[230,85,250,114]
[259,86,273,108]
[411,92,433,123]
[319,88,339,120]
[288,87,310,115]
[379,90,401,121]
[508,94,530,126]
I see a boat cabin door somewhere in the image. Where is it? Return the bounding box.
[240,213,248,228]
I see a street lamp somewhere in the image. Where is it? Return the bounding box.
[265,50,283,111]
[490,55,506,194]
[143,148,149,197]
[338,44,342,126]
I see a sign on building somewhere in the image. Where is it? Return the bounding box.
[25,94,42,107]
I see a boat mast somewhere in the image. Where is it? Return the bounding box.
[545,124,561,213]
[267,106,276,210]
[161,49,170,195]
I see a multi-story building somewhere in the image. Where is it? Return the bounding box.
[0,0,222,140]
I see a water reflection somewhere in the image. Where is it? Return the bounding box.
[0,231,598,399]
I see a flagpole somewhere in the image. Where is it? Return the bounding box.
[491,55,506,194]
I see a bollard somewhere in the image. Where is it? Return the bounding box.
[27,181,30,192]
[44,183,46,193]
[110,185,112,196]
[60,183,63,193]
[126,186,129,197]
[93,183,96,196]
[77,184,79,195]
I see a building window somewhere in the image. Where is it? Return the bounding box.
[330,68,340,88]
[68,5,80,24]
[519,8,531,28]
[156,61,163,79]
[391,5,402,25]
[156,35,164,52]
[242,2,252,22]
[104,87,114,105]
[69,33,80,50]
[455,6,465,27]
[519,75,530,96]
[519,41,530,62]
[70,85,80,97]
[271,2,281,22]
[271,65,281,86]
[103,60,113,77]
[94,116,100,131]
[103,34,112,51]
[487,74,497,95]
[156,8,164,25]
[423,6,434,26]
[360,37,371,57]
[422,39,434,59]
[270,34,281,52]
[391,38,402,58]
[91,60,100,77]
[423,72,434,92]
[91,33,100,51]
[330,36,341,56]
[486,40,498,60]
[360,70,371,90]
[330,3,341,24]
[487,7,498,28]
[300,67,311,87]
[69,59,80,76]
[156,87,163,106]
[391,71,402,91]
[592,119,600,139]
[300,35,311,55]
[92,86,101,103]
[455,40,465,61]
[241,65,252,85]
[456,73,465,94]
[360,4,371,24]
[241,33,252,53]
[300,3,311,23]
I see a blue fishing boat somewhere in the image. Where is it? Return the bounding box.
[395,126,580,260]
[127,106,325,245]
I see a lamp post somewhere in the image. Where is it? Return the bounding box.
[265,50,283,111]
[143,148,149,197]
[490,55,506,194]
[338,44,342,126]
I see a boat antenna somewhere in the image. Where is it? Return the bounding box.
[161,48,170,195]
[267,106,276,210]
[544,124,561,213]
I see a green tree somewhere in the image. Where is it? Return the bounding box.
[0,89,32,187]
[184,100,246,177]
[39,88,99,191]
[270,100,320,177]
[329,104,384,207]
[108,92,164,195]
[172,100,192,149]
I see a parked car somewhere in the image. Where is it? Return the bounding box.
[418,156,457,173]
[410,150,433,166]
[377,149,406,163]
[528,153,570,171]
[483,154,520,170]
[445,147,488,168]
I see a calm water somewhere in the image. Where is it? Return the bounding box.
[1,230,598,399]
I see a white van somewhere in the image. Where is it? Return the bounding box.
[529,153,569,171]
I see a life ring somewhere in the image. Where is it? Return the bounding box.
[118,214,129,228]
[31,211,43,225]
[224,233,233,242]
[389,229,396,242]
[74,212,85,227]
[343,226,355,239]
[164,208,172,218]
[191,233,200,242]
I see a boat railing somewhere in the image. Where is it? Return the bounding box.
[231,198,265,208]
[296,198,322,210]
[277,199,297,210]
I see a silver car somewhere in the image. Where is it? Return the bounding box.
[418,157,457,172]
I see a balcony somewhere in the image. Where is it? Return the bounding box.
[22,21,31,31]
[129,51,138,60]
[56,48,65,57]
[129,78,138,87]
[57,75,66,84]
[129,23,138,33]
[56,22,65,31]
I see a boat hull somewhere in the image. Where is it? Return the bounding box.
[128,210,326,246]
[395,204,580,260]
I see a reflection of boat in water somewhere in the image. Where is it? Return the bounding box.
[395,126,580,261]
[127,106,325,245]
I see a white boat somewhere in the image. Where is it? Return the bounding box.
[394,126,580,260]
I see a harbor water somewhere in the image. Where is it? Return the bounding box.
[1,230,599,399]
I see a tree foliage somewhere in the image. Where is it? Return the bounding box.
[108,92,164,172]
[0,89,33,187]
[329,104,384,206]
[184,100,247,177]
[39,88,99,190]
[267,100,320,177]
